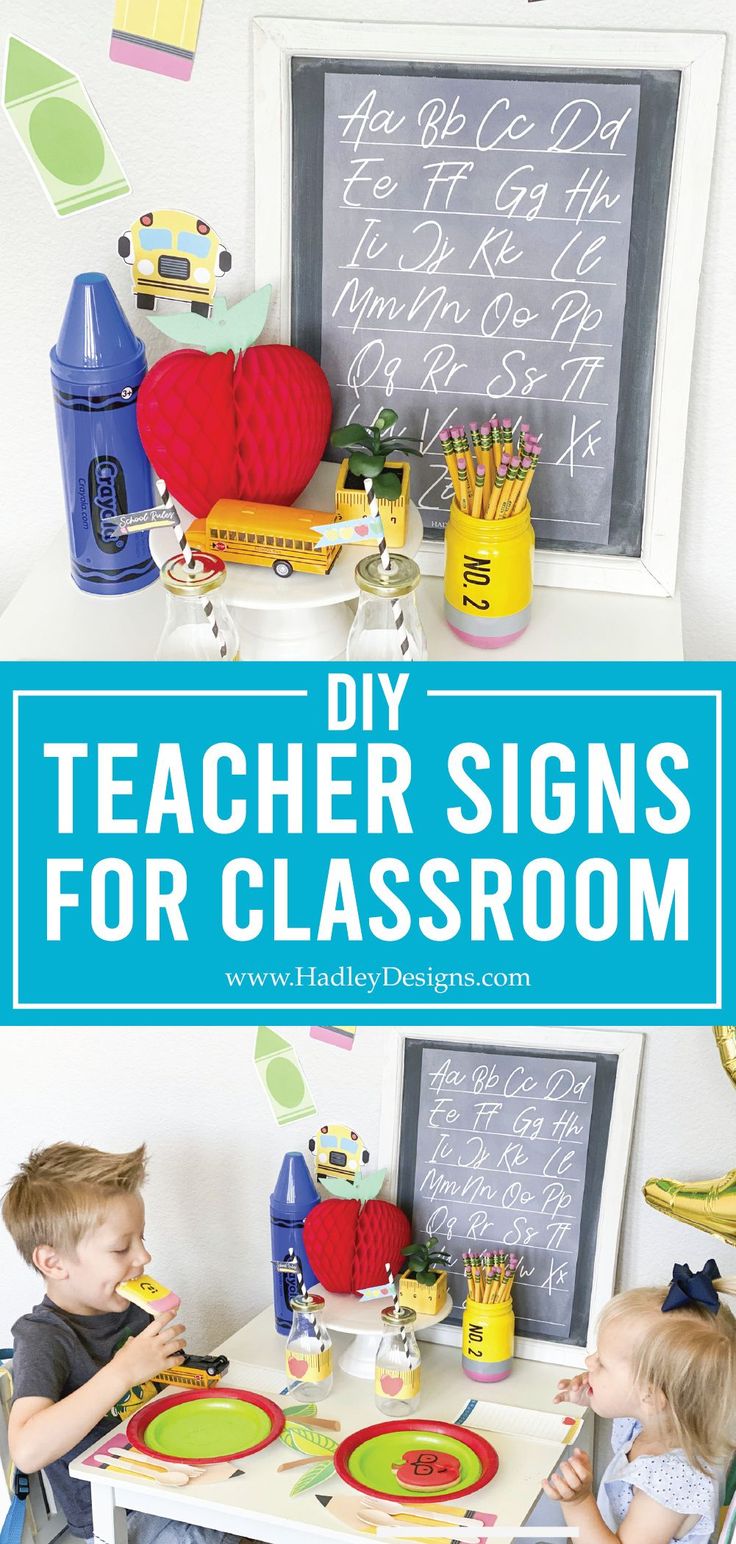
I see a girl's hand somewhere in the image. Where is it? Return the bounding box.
[113,1308,186,1387]
[541,1447,594,1506]
[553,1373,592,1406]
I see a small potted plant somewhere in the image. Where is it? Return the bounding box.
[330,407,421,547]
[399,1235,451,1315]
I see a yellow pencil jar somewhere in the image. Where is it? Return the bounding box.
[461,1298,514,1382]
[444,498,534,648]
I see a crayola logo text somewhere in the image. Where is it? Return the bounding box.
[88,457,128,554]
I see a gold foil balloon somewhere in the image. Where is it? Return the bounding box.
[714,1026,736,1090]
[642,1029,736,1249]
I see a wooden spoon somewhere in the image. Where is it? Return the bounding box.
[93,1459,190,1488]
[109,1448,202,1478]
[111,1447,241,1485]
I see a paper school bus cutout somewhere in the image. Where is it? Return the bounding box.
[118,209,231,315]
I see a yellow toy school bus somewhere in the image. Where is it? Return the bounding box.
[188,498,341,578]
[118,209,231,316]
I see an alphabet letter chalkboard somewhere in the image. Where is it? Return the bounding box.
[387,1033,641,1355]
[290,60,679,559]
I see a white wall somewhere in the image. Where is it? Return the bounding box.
[1,1027,733,1350]
[0,0,734,658]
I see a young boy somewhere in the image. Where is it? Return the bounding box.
[2,1142,239,1544]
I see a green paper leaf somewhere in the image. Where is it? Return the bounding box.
[349,451,386,478]
[290,1458,335,1496]
[373,471,402,500]
[323,1167,387,1202]
[374,407,398,431]
[283,1403,317,1420]
[331,425,372,449]
[148,287,272,355]
[148,309,220,348]
[281,1422,337,1458]
[320,1176,359,1198]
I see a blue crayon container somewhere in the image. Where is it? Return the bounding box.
[50,272,157,595]
[270,1152,320,1335]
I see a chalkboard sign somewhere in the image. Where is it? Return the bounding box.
[254,21,724,594]
[291,60,678,559]
[379,1030,642,1363]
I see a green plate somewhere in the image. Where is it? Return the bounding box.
[335,1421,498,1502]
[127,1388,284,1463]
[145,1399,270,1458]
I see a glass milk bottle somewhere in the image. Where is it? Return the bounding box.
[346,554,427,661]
[285,1291,333,1401]
[375,1304,421,1415]
[156,551,240,661]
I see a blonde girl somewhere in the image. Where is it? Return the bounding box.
[542,1260,736,1544]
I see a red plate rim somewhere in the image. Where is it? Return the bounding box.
[333,1419,499,1503]
[126,1386,285,1465]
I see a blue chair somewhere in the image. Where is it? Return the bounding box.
[1,1351,67,1544]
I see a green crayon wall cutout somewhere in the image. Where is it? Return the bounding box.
[254,1027,317,1127]
[3,37,129,216]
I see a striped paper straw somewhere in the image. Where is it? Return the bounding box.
[385,1261,412,1362]
[363,475,411,658]
[287,1247,326,1351]
[156,479,228,660]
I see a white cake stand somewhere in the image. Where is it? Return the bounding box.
[149,462,423,661]
[314,1285,454,1379]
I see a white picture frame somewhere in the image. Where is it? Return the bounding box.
[376,1027,643,1367]
[253,20,724,596]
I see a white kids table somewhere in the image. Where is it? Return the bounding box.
[70,1305,592,1544]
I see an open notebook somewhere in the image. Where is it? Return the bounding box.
[456,1398,583,1449]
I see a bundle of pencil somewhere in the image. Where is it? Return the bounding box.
[463,1250,518,1304]
[441,419,540,521]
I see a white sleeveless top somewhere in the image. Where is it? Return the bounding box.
[597,1419,718,1544]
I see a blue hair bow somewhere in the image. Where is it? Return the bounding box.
[662,1259,721,1315]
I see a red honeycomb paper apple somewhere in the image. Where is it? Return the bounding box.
[303,1169,411,1295]
[392,1450,462,1490]
[137,286,332,517]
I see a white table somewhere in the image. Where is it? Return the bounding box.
[70,1306,592,1544]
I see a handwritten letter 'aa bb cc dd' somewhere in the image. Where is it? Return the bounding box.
[320,75,640,548]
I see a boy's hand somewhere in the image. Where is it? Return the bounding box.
[113,1308,186,1386]
[541,1447,593,1506]
[553,1373,592,1406]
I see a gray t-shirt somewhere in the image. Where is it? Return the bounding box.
[12,1296,152,1538]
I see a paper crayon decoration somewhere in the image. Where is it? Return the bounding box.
[254,1027,317,1126]
[110,0,205,81]
[309,1026,357,1050]
[3,37,130,217]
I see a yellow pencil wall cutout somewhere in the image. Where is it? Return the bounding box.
[110,0,204,80]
